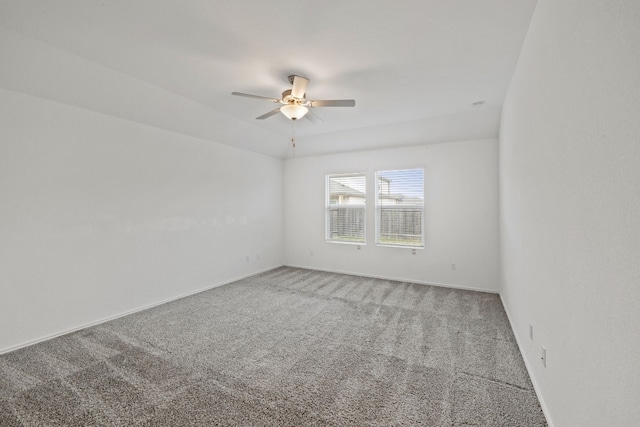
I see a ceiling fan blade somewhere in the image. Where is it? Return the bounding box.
[256,108,281,120]
[232,92,280,102]
[291,76,309,99]
[309,99,356,107]
[304,110,322,123]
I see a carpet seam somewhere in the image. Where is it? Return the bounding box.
[456,370,533,392]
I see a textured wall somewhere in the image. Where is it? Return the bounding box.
[0,89,284,352]
[284,141,500,292]
[499,1,640,425]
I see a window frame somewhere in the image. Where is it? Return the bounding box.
[325,172,367,245]
[374,168,425,248]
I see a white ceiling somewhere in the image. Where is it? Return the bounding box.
[0,0,537,158]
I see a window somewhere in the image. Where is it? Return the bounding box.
[375,168,424,247]
[326,173,366,243]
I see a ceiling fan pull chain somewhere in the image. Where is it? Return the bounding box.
[291,120,296,156]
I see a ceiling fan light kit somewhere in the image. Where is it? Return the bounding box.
[280,104,309,120]
[232,75,355,122]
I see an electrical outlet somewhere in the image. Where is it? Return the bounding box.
[245,255,250,262]
[541,345,546,367]
[451,263,456,270]
[529,324,533,340]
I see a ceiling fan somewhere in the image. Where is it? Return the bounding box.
[232,75,355,122]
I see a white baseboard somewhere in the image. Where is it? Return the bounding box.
[0,264,283,355]
[283,264,499,294]
[499,294,554,427]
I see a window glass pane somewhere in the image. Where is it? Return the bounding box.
[375,168,424,247]
[326,174,366,243]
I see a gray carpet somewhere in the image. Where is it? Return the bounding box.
[0,267,546,426]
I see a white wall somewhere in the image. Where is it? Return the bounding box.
[284,141,499,292]
[499,1,640,426]
[0,89,283,353]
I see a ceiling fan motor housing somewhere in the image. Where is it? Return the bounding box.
[282,89,305,105]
